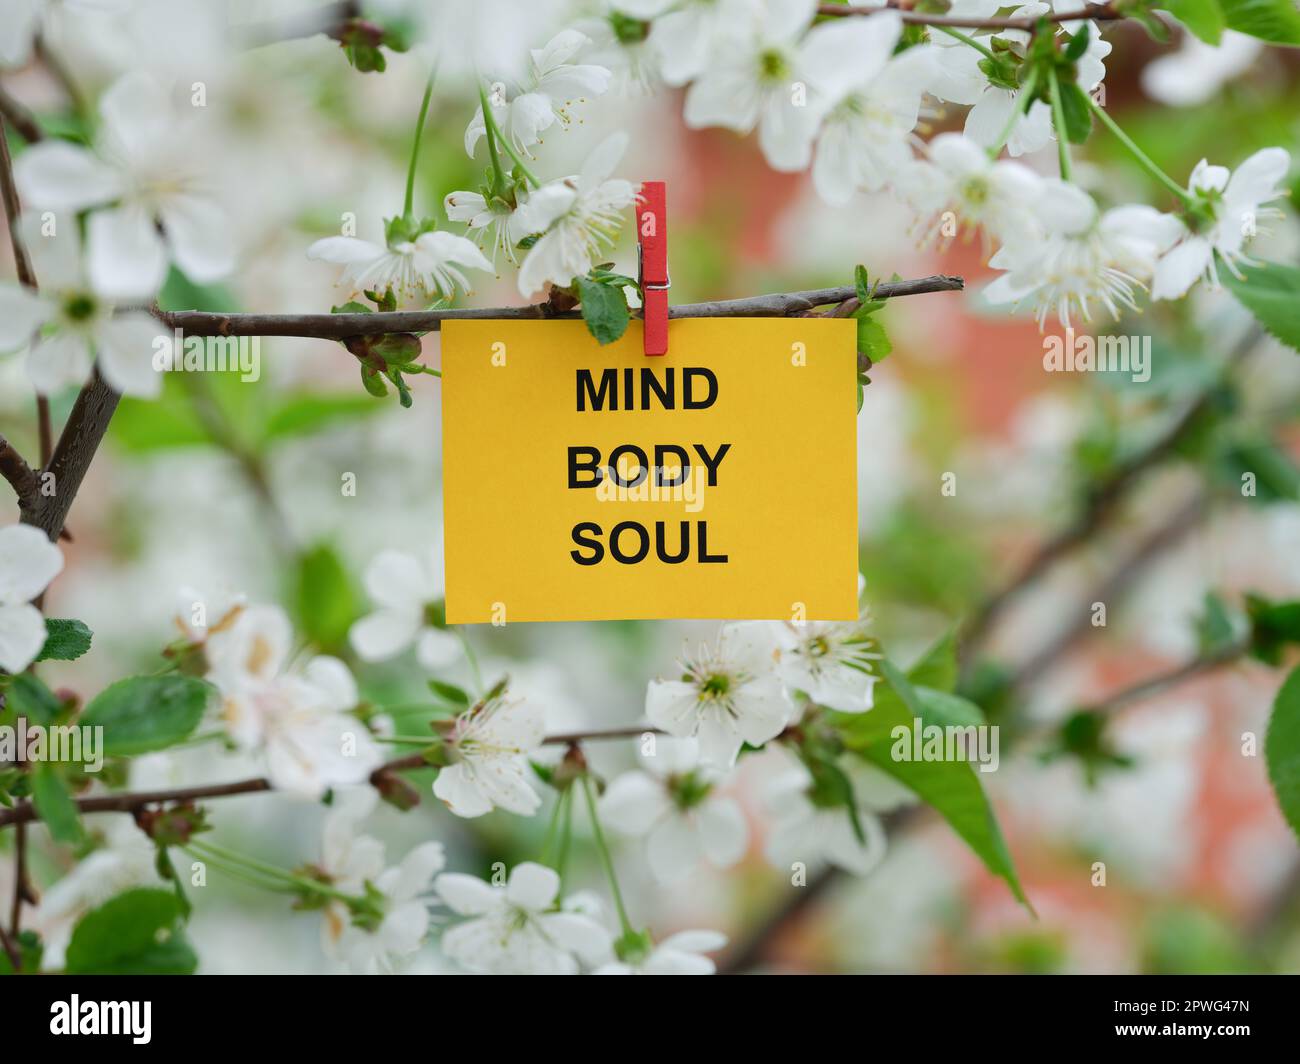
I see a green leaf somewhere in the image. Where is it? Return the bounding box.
[65,888,197,975]
[112,395,215,452]
[905,628,959,692]
[1247,594,1300,664]
[292,544,358,652]
[429,679,470,708]
[1063,22,1092,59]
[1165,0,1226,42]
[262,394,384,440]
[1221,439,1300,502]
[1222,260,1300,351]
[2,672,62,726]
[577,276,630,345]
[855,313,892,362]
[81,675,213,757]
[32,764,81,844]
[35,618,92,663]
[1266,664,1300,843]
[0,930,43,975]
[1057,82,1093,144]
[838,660,1028,906]
[1220,0,1300,43]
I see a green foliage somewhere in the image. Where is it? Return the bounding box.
[1164,0,1227,43]
[1143,907,1253,973]
[0,930,43,975]
[65,889,198,975]
[35,618,93,663]
[1,673,62,726]
[577,275,631,345]
[1246,594,1300,664]
[81,675,213,757]
[1220,0,1300,43]
[1040,709,1135,784]
[262,394,384,440]
[1223,260,1300,352]
[1266,664,1300,843]
[32,764,82,844]
[836,636,1028,906]
[429,679,471,708]
[1057,81,1093,143]
[1218,438,1300,502]
[331,15,413,73]
[292,543,358,653]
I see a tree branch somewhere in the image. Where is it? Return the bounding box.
[962,327,1262,657]
[0,724,662,830]
[0,85,42,144]
[152,275,964,340]
[817,1,1127,29]
[0,432,38,505]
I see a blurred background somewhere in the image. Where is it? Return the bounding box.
[2,0,1300,973]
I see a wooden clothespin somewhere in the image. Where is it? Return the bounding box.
[637,181,669,356]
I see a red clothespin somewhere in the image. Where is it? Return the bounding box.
[637,181,668,356]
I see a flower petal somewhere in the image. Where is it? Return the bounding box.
[0,602,48,673]
[96,310,164,398]
[87,205,167,301]
[506,861,560,912]
[434,873,499,916]
[14,141,122,211]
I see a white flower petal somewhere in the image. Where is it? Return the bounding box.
[696,796,748,868]
[160,195,234,284]
[14,141,122,211]
[0,602,48,673]
[0,285,52,352]
[87,205,167,301]
[96,311,164,398]
[434,873,499,916]
[26,331,92,395]
[349,608,421,662]
[506,861,560,912]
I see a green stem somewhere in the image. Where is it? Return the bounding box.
[478,83,542,189]
[539,788,565,868]
[375,734,442,745]
[581,775,633,936]
[182,844,297,895]
[189,839,358,904]
[1047,67,1071,182]
[478,83,510,192]
[936,26,997,62]
[556,786,574,883]
[403,70,437,219]
[988,65,1039,159]
[456,629,484,696]
[1087,94,1194,204]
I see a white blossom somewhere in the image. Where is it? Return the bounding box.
[903,133,1043,247]
[0,215,163,397]
[435,861,612,974]
[593,929,727,974]
[764,762,915,875]
[984,180,1182,328]
[432,693,546,817]
[0,524,64,673]
[206,604,382,798]
[1152,148,1291,300]
[318,788,445,974]
[1142,29,1262,107]
[771,611,882,714]
[15,71,233,300]
[307,227,491,303]
[645,623,792,768]
[348,547,462,670]
[599,737,748,882]
[514,133,636,297]
[465,30,611,157]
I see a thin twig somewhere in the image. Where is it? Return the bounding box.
[152,275,964,340]
[0,85,42,144]
[0,724,664,830]
[962,327,1262,657]
[1007,490,1211,692]
[0,432,38,504]
[817,1,1126,29]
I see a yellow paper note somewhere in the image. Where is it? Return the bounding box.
[440,317,858,623]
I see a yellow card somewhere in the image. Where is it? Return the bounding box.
[440,318,858,623]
